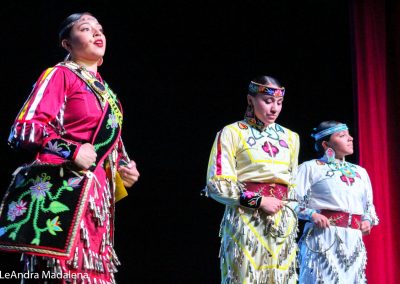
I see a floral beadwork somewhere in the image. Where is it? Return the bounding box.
[279,139,289,148]
[7,201,28,222]
[0,172,83,245]
[262,141,279,157]
[317,159,360,186]
[247,137,256,147]
[30,178,52,199]
[46,216,63,235]
[44,139,78,160]
[107,113,118,129]
[239,190,262,209]
[238,122,248,129]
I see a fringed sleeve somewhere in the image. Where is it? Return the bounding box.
[204,126,243,207]
[286,131,301,210]
[360,167,380,226]
[8,67,81,160]
[293,162,317,221]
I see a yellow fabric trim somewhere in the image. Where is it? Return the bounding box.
[18,101,31,120]
[115,171,128,202]
[18,67,54,120]
[240,214,276,258]
[211,175,237,181]
[228,223,297,271]
[287,129,297,171]
[40,67,54,83]
[239,213,296,269]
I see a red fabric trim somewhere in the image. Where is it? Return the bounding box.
[320,210,361,229]
[71,143,81,161]
[244,182,288,200]
[216,132,222,175]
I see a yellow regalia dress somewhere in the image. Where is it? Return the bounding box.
[204,119,300,284]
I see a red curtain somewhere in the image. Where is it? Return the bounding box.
[352,0,400,283]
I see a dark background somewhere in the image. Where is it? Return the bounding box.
[0,1,354,283]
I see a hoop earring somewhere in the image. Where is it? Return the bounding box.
[63,53,71,62]
[97,57,104,66]
[325,147,336,163]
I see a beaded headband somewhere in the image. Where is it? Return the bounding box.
[248,81,285,97]
[311,124,348,141]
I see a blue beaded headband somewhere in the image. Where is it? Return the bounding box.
[248,81,285,97]
[311,124,348,141]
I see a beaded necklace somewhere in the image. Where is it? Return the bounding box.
[328,159,356,178]
[59,61,123,127]
[321,152,356,178]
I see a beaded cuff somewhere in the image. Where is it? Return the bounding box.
[361,215,373,225]
[43,138,80,160]
[239,190,262,209]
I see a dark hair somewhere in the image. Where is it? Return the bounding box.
[248,75,283,96]
[58,12,93,43]
[311,120,342,155]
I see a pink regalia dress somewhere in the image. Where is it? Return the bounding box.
[1,61,129,283]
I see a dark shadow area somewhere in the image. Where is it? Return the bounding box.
[0,1,354,283]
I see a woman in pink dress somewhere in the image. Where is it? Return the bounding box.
[0,12,139,283]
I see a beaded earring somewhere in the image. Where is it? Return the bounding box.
[325,147,336,163]
[245,103,254,119]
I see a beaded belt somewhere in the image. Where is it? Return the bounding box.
[320,209,362,229]
[245,182,288,200]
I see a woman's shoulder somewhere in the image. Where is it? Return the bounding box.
[299,159,325,169]
[218,120,245,131]
[29,65,70,91]
[348,162,368,174]
[214,121,246,138]
[32,63,90,95]
[36,63,75,81]
[52,62,78,76]
[228,120,250,129]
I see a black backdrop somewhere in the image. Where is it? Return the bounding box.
[0,1,354,283]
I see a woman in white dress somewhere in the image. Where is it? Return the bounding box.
[294,120,379,284]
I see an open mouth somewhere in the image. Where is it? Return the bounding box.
[94,40,103,47]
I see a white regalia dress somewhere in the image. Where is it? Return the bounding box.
[294,158,379,284]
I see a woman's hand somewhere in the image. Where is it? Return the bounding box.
[311,213,330,229]
[360,220,372,235]
[74,143,97,170]
[118,160,140,188]
[259,196,283,215]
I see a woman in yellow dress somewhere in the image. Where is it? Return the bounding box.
[204,75,299,283]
